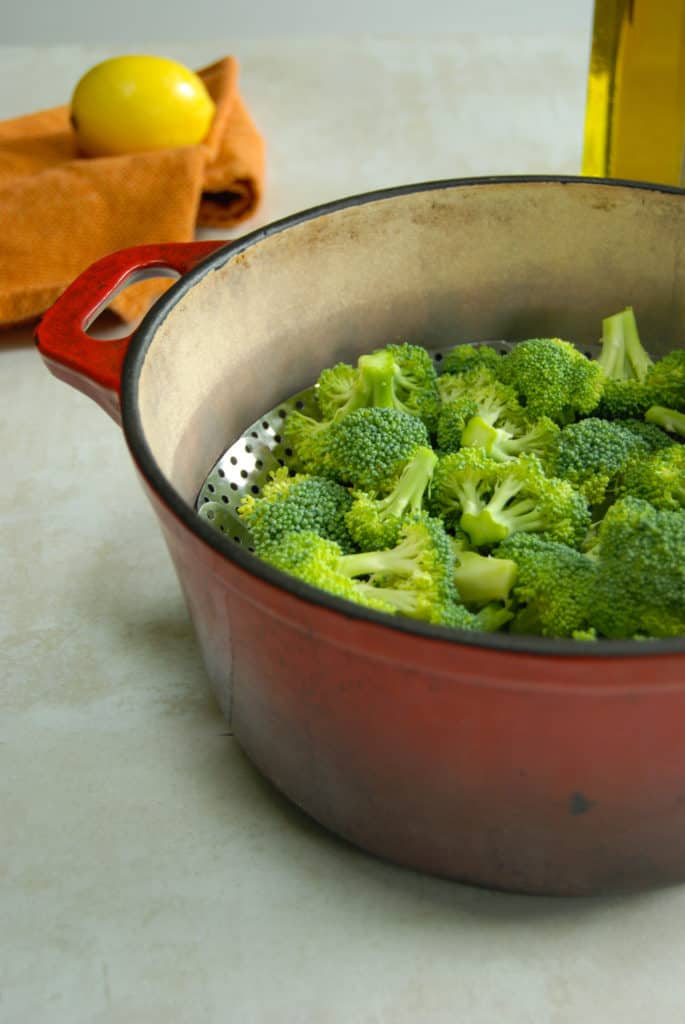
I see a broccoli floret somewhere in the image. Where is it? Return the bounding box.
[594,308,658,419]
[645,405,685,439]
[344,517,476,627]
[589,497,685,638]
[431,449,590,548]
[323,406,430,491]
[317,344,440,432]
[616,445,685,511]
[261,519,471,627]
[595,377,661,419]
[494,532,598,638]
[461,412,560,466]
[282,405,429,484]
[450,536,518,606]
[345,446,437,550]
[618,418,676,452]
[237,467,355,552]
[596,306,653,382]
[440,344,504,377]
[258,530,399,614]
[382,342,441,432]
[437,366,557,463]
[436,398,479,454]
[437,365,517,410]
[549,417,649,505]
[498,337,604,423]
[646,349,685,410]
[280,408,334,474]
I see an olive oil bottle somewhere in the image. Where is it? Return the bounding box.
[583,0,685,184]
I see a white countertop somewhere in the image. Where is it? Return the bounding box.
[4,38,685,1024]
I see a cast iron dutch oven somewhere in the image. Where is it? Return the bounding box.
[36,176,685,896]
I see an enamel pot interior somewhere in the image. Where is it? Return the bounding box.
[122,177,685,894]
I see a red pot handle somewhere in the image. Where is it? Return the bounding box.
[35,240,227,423]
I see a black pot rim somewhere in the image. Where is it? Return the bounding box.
[120,173,685,660]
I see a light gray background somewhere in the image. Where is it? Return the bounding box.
[4,0,595,43]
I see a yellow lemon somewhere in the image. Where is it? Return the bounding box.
[70,55,215,157]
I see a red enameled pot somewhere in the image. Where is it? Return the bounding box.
[36,176,685,895]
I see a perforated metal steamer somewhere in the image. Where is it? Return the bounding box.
[36,176,685,896]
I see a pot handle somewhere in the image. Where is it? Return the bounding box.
[35,240,227,423]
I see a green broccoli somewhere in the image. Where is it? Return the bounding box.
[345,446,437,550]
[437,365,559,463]
[645,405,685,439]
[498,336,604,423]
[440,344,504,377]
[260,519,469,627]
[280,407,333,474]
[594,308,659,419]
[430,449,590,548]
[237,467,355,552]
[437,365,516,409]
[589,497,685,638]
[435,397,479,454]
[461,412,560,465]
[282,404,429,483]
[646,349,685,410]
[618,417,676,452]
[317,344,440,432]
[323,406,430,491]
[257,530,399,614]
[494,532,598,638]
[549,417,649,505]
[596,306,653,381]
[616,445,685,511]
[450,535,518,606]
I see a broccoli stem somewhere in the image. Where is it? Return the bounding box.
[338,531,425,579]
[645,405,685,438]
[453,549,518,604]
[598,307,653,382]
[623,307,653,382]
[354,583,421,616]
[356,351,397,409]
[376,446,437,519]
[598,311,626,378]
[460,415,500,452]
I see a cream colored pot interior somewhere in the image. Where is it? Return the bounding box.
[137,180,685,506]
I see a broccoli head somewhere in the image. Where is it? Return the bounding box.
[435,397,479,454]
[237,467,355,552]
[260,519,474,628]
[440,344,504,377]
[589,497,685,638]
[646,349,685,410]
[316,344,440,432]
[616,445,685,511]
[549,416,649,506]
[618,417,676,452]
[323,406,430,491]
[436,365,558,463]
[257,530,398,614]
[494,532,597,638]
[498,337,604,423]
[431,449,590,548]
[345,446,437,550]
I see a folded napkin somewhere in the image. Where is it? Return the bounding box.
[0,57,265,327]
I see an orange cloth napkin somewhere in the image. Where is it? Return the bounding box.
[0,57,265,327]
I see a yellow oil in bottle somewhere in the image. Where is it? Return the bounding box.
[583,0,685,185]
